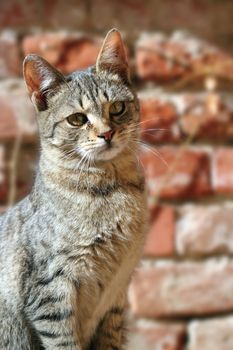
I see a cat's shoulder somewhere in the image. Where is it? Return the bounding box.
[0,196,35,236]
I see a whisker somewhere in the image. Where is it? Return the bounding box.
[59,149,77,161]
[136,119,164,125]
[75,154,89,186]
[133,140,170,169]
[140,128,170,132]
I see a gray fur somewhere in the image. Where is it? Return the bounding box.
[0,29,147,350]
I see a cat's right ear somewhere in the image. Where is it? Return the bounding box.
[96,29,130,83]
[23,54,65,111]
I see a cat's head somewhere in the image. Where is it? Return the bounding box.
[23,29,139,166]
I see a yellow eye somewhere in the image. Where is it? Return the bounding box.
[66,113,88,127]
[109,101,126,117]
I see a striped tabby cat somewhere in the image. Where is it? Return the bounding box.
[0,29,147,349]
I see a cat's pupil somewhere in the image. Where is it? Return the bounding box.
[67,113,88,127]
[109,101,125,117]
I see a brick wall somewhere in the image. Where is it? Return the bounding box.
[1,1,233,349]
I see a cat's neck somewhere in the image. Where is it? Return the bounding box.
[35,146,142,205]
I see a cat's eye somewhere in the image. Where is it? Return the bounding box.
[66,113,88,127]
[109,101,126,117]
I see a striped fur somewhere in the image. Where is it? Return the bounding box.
[0,29,147,349]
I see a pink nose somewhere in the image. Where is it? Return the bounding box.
[97,130,115,143]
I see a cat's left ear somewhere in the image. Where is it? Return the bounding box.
[96,29,130,83]
[23,54,65,111]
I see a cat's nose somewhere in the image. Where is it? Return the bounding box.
[97,130,115,144]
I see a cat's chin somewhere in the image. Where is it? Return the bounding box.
[94,146,122,161]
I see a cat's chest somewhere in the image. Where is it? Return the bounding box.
[32,189,145,348]
[57,188,143,242]
[56,188,145,285]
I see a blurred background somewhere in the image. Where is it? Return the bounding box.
[0,0,233,349]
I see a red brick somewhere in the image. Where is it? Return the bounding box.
[139,96,180,143]
[136,34,188,82]
[91,0,149,33]
[180,93,233,140]
[0,207,6,214]
[0,30,21,78]
[144,206,175,257]
[140,147,211,200]
[0,1,86,29]
[22,32,103,74]
[42,1,86,29]
[136,31,232,83]
[176,203,233,256]
[3,142,37,204]
[212,148,233,195]
[188,317,233,350]
[128,320,186,350]
[139,92,233,142]
[129,259,233,317]
[0,80,37,141]
[0,1,38,27]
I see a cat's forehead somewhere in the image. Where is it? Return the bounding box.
[69,71,134,104]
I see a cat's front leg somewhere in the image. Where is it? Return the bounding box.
[26,290,82,350]
[90,296,127,350]
[31,313,82,350]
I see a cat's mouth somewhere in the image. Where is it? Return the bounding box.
[93,141,123,161]
[97,140,115,151]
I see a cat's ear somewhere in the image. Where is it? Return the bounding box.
[23,54,65,111]
[96,29,130,83]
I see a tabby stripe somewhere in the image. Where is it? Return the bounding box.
[110,307,124,315]
[38,330,60,338]
[103,91,109,101]
[74,81,83,108]
[58,248,72,255]
[97,280,104,291]
[87,184,118,196]
[78,96,83,109]
[85,80,98,108]
[94,236,105,244]
[36,268,64,286]
[38,257,50,267]
[116,223,123,234]
[26,294,38,308]
[57,341,77,347]
[21,251,35,295]
[27,253,35,276]
[88,85,96,102]
[26,295,59,309]
[36,295,65,309]
[33,309,73,322]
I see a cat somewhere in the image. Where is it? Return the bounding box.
[0,29,147,350]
